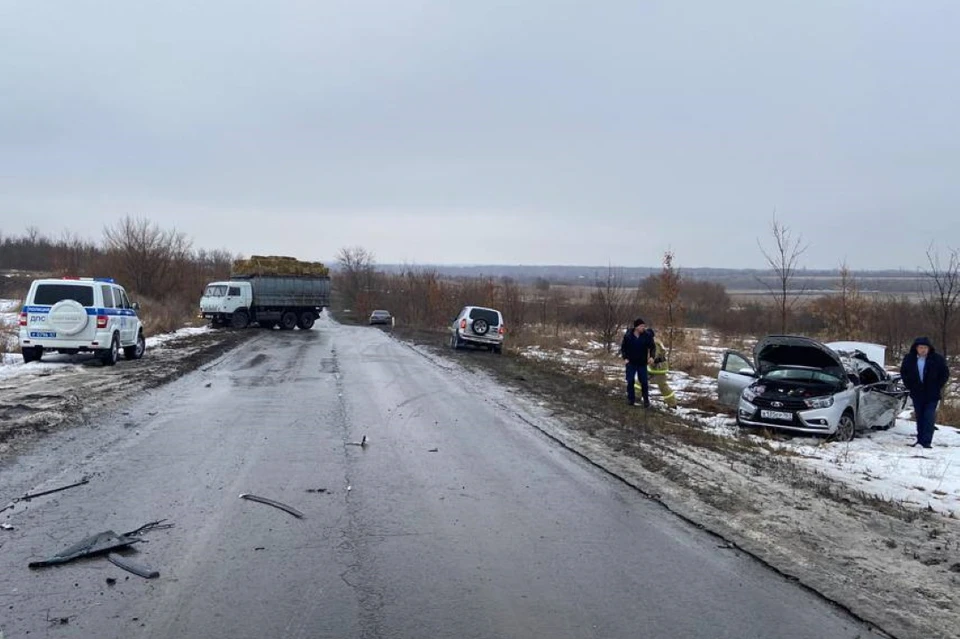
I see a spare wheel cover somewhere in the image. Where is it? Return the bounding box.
[48,300,90,336]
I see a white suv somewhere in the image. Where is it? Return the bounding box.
[18,277,146,366]
[450,306,504,353]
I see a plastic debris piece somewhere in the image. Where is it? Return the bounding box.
[124,519,174,537]
[239,493,304,519]
[29,531,140,568]
[108,554,159,579]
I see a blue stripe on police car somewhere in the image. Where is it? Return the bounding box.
[23,306,137,316]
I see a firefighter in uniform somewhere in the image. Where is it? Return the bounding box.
[641,330,677,409]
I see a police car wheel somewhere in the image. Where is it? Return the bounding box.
[101,335,120,366]
[22,347,42,363]
[124,332,145,360]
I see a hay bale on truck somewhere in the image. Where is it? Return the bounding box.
[198,257,331,330]
[231,256,330,278]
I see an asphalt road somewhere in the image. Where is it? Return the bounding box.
[0,316,885,639]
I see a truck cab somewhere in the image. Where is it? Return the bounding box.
[200,281,253,326]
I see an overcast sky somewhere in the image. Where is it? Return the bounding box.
[1,1,957,269]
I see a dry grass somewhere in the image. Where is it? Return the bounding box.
[0,323,16,356]
[136,296,204,336]
[936,401,960,429]
[0,299,22,356]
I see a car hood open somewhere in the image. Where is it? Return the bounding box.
[754,335,845,378]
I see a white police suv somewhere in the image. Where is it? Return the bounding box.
[18,277,146,366]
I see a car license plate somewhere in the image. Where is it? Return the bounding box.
[29,331,57,338]
[761,409,792,421]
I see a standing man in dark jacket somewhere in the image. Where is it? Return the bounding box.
[900,336,950,448]
[620,318,656,407]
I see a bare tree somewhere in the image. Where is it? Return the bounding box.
[498,277,526,336]
[656,251,684,356]
[589,265,630,353]
[548,287,567,337]
[102,216,192,299]
[920,245,960,357]
[335,246,377,315]
[757,215,808,333]
[812,261,866,340]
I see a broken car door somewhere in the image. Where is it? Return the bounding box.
[857,379,908,430]
[718,351,756,407]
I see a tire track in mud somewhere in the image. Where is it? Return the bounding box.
[228,330,321,388]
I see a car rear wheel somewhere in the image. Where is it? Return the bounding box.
[22,347,42,363]
[450,332,461,350]
[124,331,145,360]
[101,334,120,366]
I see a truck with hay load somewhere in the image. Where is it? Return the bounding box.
[199,256,331,330]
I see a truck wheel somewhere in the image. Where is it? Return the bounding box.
[297,312,316,330]
[22,347,42,363]
[231,310,249,329]
[101,334,120,366]
[280,311,298,330]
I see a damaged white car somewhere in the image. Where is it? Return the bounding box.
[718,336,908,441]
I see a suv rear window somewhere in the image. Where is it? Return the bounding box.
[33,284,95,306]
[468,308,500,325]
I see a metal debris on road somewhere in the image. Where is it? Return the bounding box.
[1,523,13,531]
[22,477,90,500]
[306,488,328,494]
[108,553,160,579]
[428,448,439,453]
[239,493,304,519]
[124,519,175,537]
[346,435,368,448]
[29,530,141,568]
[1,477,91,514]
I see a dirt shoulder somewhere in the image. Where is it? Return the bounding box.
[390,325,960,639]
[0,329,255,460]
